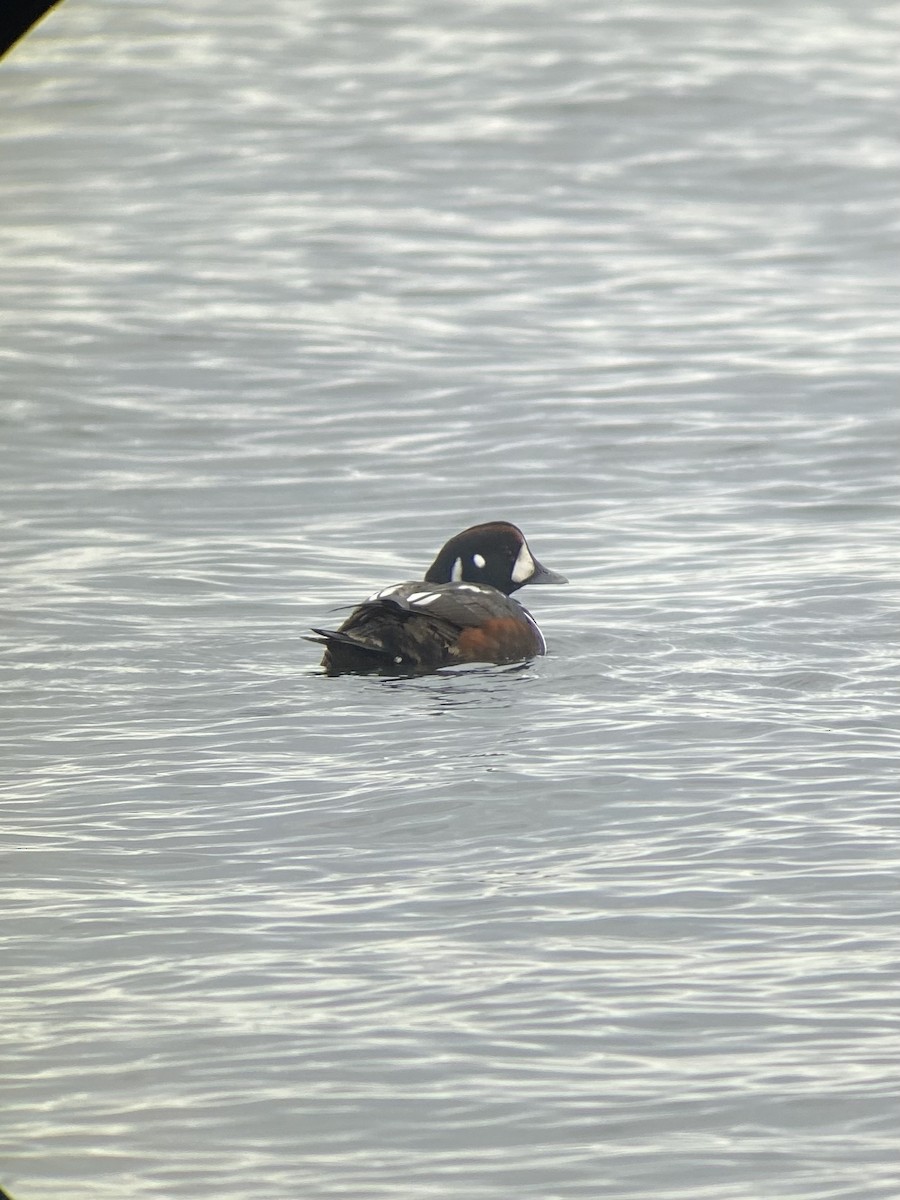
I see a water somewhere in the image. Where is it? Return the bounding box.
[2,1,900,1198]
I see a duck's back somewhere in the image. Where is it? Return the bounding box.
[313,581,546,674]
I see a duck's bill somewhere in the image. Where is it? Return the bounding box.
[529,561,568,585]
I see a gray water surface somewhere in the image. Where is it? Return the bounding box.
[2,2,900,1198]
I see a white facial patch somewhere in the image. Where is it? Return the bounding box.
[472,553,486,569]
[511,542,536,584]
[451,556,463,582]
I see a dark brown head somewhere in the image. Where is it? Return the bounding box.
[424,521,567,596]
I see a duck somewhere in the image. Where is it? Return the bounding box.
[310,520,567,675]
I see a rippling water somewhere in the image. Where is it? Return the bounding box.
[3,2,900,1198]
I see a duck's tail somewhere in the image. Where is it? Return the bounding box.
[307,627,401,674]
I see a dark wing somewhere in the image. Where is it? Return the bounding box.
[353,581,528,628]
[309,582,541,674]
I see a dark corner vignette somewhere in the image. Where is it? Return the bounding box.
[1,1,65,61]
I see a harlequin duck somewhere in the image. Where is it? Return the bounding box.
[310,521,567,675]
